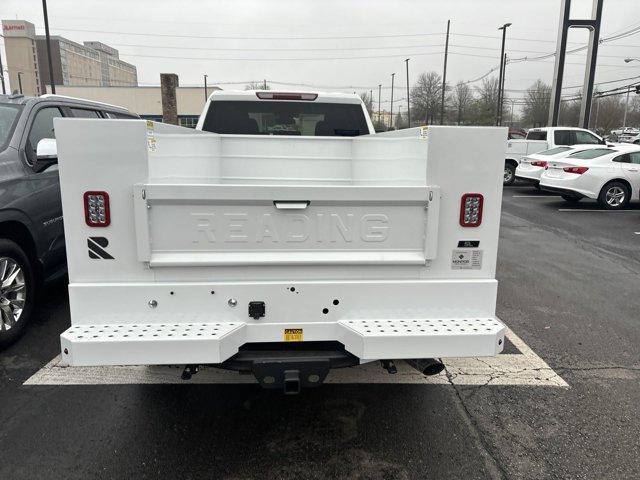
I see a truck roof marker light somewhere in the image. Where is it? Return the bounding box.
[256,92,318,101]
[84,191,110,227]
[460,193,483,227]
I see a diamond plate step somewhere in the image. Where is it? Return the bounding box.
[60,322,246,366]
[337,317,506,360]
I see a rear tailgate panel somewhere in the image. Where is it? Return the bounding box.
[135,184,438,267]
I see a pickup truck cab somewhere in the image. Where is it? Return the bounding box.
[197,90,375,136]
[0,93,137,347]
[54,90,507,393]
[504,126,605,185]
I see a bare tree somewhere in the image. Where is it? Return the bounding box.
[521,80,551,128]
[411,72,442,125]
[465,77,501,126]
[244,81,270,90]
[596,96,625,134]
[451,81,474,125]
[359,91,374,116]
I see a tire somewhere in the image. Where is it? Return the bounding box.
[561,195,581,204]
[0,239,35,349]
[504,163,516,186]
[598,181,630,210]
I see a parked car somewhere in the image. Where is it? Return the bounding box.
[504,126,605,186]
[618,132,640,144]
[0,93,138,347]
[539,145,640,209]
[515,145,606,188]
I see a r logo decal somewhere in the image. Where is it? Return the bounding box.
[87,237,114,260]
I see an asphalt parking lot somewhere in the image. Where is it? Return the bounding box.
[1,183,639,480]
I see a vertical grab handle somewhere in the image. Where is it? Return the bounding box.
[424,186,440,261]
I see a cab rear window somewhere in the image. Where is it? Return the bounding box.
[568,148,613,159]
[201,101,368,136]
[526,131,547,141]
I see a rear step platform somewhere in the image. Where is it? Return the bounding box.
[337,318,506,360]
[60,318,506,366]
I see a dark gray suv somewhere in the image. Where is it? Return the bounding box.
[0,93,138,347]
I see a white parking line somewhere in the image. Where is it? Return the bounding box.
[512,195,559,198]
[23,328,568,387]
[558,209,639,212]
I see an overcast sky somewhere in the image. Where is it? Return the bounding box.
[2,0,640,110]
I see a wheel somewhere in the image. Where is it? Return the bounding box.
[561,195,581,204]
[598,181,630,210]
[504,163,516,186]
[0,239,34,348]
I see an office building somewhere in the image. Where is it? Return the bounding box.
[1,19,138,96]
[1,20,42,96]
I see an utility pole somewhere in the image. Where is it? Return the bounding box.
[204,74,208,102]
[623,85,630,127]
[499,53,507,125]
[42,0,56,94]
[17,72,23,94]
[509,99,515,126]
[369,89,373,116]
[0,49,6,94]
[390,73,395,130]
[496,23,511,126]
[441,19,450,125]
[378,84,382,127]
[405,58,411,128]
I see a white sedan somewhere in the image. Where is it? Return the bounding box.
[540,145,640,209]
[516,145,605,187]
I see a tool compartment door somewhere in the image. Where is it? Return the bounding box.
[134,184,439,267]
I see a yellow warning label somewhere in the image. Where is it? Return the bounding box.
[284,328,303,342]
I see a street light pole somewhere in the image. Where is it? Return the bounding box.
[623,86,630,127]
[622,58,639,128]
[500,53,508,123]
[0,49,6,94]
[390,73,395,130]
[42,0,56,94]
[405,58,411,128]
[496,23,512,126]
[378,84,382,127]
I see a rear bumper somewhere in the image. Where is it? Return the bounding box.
[539,185,587,199]
[540,175,597,199]
[60,317,506,366]
[515,167,543,184]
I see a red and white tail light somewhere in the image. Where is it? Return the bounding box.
[460,193,484,227]
[83,191,110,227]
[563,166,588,174]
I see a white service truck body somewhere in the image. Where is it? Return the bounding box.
[55,91,507,391]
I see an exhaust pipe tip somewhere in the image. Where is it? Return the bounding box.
[406,358,445,376]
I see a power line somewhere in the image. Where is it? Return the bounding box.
[37,26,446,41]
